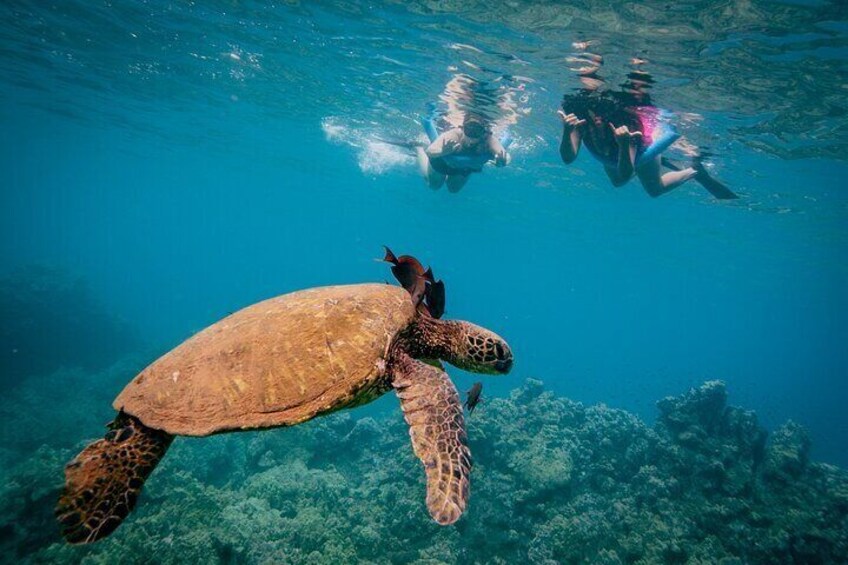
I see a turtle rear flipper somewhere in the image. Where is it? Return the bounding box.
[56,414,173,544]
[391,352,471,525]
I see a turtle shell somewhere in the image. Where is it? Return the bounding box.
[113,284,416,436]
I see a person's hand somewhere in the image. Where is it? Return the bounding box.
[558,111,586,131]
[609,123,642,147]
[442,137,460,154]
[494,149,509,167]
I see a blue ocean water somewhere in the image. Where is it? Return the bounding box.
[1,0,847,561]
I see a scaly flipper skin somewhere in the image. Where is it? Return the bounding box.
[391,352,471,525]
[55,413,173,544]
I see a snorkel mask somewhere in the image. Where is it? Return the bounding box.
[462,116,488,139]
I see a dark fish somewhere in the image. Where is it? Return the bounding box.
[418,267,446,319]
[382,248,447,319]
[382,246,427,306]
[425,279,446,319]
[465,382,483,413]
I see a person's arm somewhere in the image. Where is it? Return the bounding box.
[488,136,510,167]
[558,111,585,164]
[425,130,462,158]
[605,123,641,187]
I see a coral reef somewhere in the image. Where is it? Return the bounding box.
[0,266,139,388]
[1,370,846,564]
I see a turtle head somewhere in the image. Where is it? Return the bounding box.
[446,321,514,375]
[408,316,513,375]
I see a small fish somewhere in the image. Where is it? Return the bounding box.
[382,248,448,319]
[382,246,428,306]
[465,382,483,413]
[424,275,446,319]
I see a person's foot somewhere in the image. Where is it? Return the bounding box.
[690,156,739,199]
[684,167,699,182]
[691,156,709,180]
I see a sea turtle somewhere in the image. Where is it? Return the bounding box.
[56,267,513,544]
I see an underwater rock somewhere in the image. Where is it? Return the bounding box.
[508,435,573,495]
[1,372,846,563]
[0,445,69,555]
[341,415,383,446]
[655,380,767,498]
[763,420,811,483]
[656,379,728,439]
[514,377,545,402]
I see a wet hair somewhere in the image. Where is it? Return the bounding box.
[561,90,641,130]
[463,112,484,125]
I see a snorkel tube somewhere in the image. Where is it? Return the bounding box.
[636,128,680,168]
[635,109,680,168]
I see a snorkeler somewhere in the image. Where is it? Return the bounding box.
[416,112,510,193]
[374,73,521,192]
[559,52,737,199]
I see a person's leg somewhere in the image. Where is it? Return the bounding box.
[636,156,697,198]
[416,147,446,189]
[660,156,739,200]
[446,174,470,193]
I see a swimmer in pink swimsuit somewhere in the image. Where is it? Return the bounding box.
[559,54,736,199]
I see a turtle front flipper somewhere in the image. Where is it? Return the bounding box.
[56,413,173,544]
[391,352,471,525]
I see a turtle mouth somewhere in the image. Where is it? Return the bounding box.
[493,342,513,373]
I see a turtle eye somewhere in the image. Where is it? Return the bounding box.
[495,343,505,360]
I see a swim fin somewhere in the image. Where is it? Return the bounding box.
[661,157,739,200]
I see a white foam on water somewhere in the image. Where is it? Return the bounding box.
[321,116,413,175]
[320,116,348,143]
[358,139,412,175]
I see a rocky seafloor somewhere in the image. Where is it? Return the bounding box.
[1,362,846,564]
